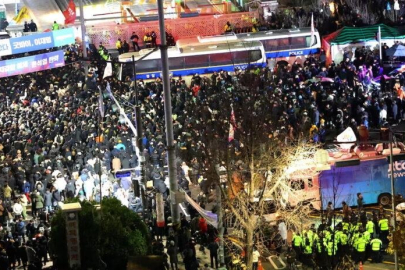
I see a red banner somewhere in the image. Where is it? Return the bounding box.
[63,0,76,25]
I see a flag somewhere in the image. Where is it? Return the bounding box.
[63,0,77,25]
[103,57,113,79]
[13,6,30,24]
[98,87,105,118]
[106,82,113,98]
[184,191,218,228]
[378,26,382,62]
[228,106,235,142]
[376,26,381,42]
[310,13,315,47]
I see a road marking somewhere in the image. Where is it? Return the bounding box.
[364,265,393,270]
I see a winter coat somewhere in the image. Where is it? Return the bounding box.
[35,194,44,209]
[44,191,52,206]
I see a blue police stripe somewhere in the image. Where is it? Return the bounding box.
[134,63,266,80]
[265,48,320,58]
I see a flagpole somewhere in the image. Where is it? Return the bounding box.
[379,26,382,65]
[79,0,88,76]
[310,13,314,48]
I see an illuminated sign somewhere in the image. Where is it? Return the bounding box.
[0,50,65,77]
[0,28,75,57]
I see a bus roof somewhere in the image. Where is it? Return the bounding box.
[178,39,263,53]
[118,40,263,62]
[236,27,319,40]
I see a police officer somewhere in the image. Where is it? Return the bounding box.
[326,238,337,268]
[292,232,303,261]
[342,218,350,232]
[378,215,389,244]
[366,217,375,237]
[354,233,367,264]
[370,237,383,263]
[52,21,59,30]
[302,233,313,267]
[339,230,349,257]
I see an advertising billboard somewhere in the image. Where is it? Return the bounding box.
[0,28,75,57]
[0,50,65,77]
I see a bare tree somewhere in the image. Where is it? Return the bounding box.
[387,212,405,266]
[345,0,379,24]
[197,71,320,269]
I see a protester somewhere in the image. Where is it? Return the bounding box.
[130,32,140,51]
[29,20,37,32]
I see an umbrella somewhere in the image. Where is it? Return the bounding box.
[305,77,320,83]
[319,77,334,83]
[373,75,392,82]
[394,64,405,73]
[386,44,405,57]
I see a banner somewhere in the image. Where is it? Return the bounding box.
[337,127,356,150]
[63,0,77,25]
[0,50,65,77]
[184,191,218,228]
[0,28,75,57]
[156,193,165,228]
[310,13,315,47]
[103,57,113,79]
[228,106,235,142]
[98,86,105,118]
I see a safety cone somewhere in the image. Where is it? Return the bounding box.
[258,259,264,270]
[359,261,364,270]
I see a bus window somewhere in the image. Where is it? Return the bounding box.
[308,178,313,188]
[121,63,134,80]
[210,52,233,66]
[137,60,161,73]
[305,35,317,47]
[184,55,209,68]
[169,57,185,70]
[249,50,262,62]
[263,39,278,51]
[232,50,262,64]
[278,38,290,49]
[232,51,249,64]
[290,37,306,49]
[290,179,305,190]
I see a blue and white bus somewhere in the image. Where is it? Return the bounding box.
[287,157,405,210]
[236,27,321,65]
[319,158,405,208]
[118,38,266,81]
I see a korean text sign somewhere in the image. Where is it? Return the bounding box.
[0,28,75,57]
[0,50,65,77]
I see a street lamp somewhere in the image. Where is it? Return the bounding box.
[385,129,403,270]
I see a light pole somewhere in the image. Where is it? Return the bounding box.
[79,0,88,76]
[387,128,402,270]
[215,164,227,265]
[157,0,180,227]
[130,55,147,215]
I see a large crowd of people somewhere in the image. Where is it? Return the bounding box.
[0,17,405,268]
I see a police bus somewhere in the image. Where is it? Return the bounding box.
[118,37,266,81]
